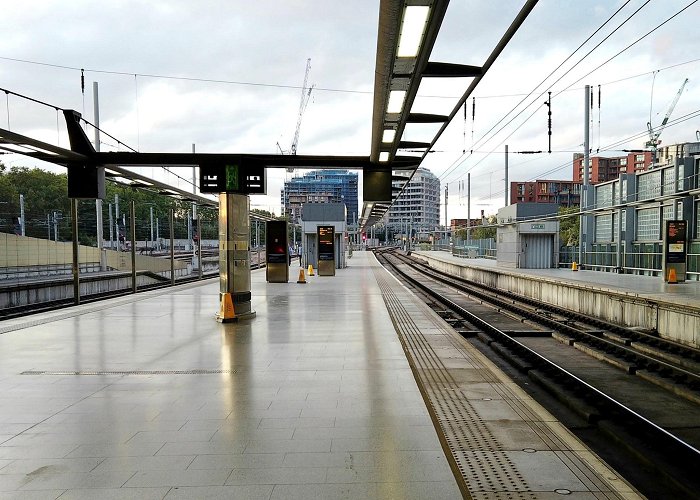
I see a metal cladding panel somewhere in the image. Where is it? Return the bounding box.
[363,169,392,202]
[522,234,553,269]
[67,165,105,199]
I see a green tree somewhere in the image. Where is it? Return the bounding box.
[559,206,579,246]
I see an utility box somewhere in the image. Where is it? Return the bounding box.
[266,220,288,283]
[496,203,560,269]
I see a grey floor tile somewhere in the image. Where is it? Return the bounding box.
[373,480,463,500]
[188,454,284,470]
[91,455,195,472]
[55,487,169,500]
[156,441,245,456]
[269,483,377,500]
[126,430,215,444]
[163,485,273,500]
[19,471,135,490]
[0,490,66,500]
[225,467,326,485]
[0,446,79,461]
[124,469,231,488]
[243,439,331,454]
[257,417,335,429]
[65,443,163,459]
[0,458,103,475]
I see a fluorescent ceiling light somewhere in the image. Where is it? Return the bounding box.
[379,152,390,162]
[382,129,396,143]
[397,5,430,58]
[387,90,406,114]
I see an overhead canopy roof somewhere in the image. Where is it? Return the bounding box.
[361,0,539,229]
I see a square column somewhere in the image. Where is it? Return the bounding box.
[217,193,255,321]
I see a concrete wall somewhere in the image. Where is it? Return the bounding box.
[421,254,700,349]
[0,233,188,274]
[0,233,100,267]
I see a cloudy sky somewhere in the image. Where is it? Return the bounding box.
[1,0,699,220]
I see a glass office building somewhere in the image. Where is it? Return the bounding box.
[281,170,358,226]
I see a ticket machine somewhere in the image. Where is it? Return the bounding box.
[266,220,288,283]
[317,225,335,276]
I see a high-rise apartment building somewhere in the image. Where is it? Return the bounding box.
[281,169,358,225]
[510,180,581,206]
[387,167,440,231]
[573,152,652,183]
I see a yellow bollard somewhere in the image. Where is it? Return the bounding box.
[297,268,307,284]
[571,261,578,272]
[307,264,315,276]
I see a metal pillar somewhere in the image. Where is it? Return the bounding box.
[130,201,137,293]
[169,208,175,285]
[467,173,471,244]
[71,199,80,305]
[579,85,590,268]
[19,194,25,236]
[217,193,255,321]
[504,145,509,207]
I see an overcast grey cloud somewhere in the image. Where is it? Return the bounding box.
[1,0,698,218]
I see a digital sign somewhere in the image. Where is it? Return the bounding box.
[665,220,687,264]
[200,162,266,194]
[318,226,335,260]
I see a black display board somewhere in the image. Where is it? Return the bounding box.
[317,226,335,261]
[665,220,687,265]
[200,161,265,194]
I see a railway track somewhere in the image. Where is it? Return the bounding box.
[375,248,700,498]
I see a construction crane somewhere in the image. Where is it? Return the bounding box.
[646,78,688,163]
[277,59,314,172]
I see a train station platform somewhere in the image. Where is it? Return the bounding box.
[415,251,700,348]
[0,251,639,499]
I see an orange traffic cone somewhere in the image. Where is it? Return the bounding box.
[297,268,307,284]
[216,292,236,322]
[668,267,677,284]
[571,261,578,271]
[307,264,315,276]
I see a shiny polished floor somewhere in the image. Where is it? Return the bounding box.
[0,252,462,499]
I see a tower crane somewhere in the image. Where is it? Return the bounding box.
[646,78,688,164]
[277,59,314,172]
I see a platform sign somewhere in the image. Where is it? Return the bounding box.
[663,220,687,282]
[317,225,335,276]
[200,162,266,194]
[665,220,687,264]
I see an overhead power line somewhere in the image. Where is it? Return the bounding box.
[440,0,698,185]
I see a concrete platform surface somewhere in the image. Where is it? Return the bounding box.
[415,251,700,308]
[0,252,461,499]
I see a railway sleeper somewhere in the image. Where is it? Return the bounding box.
[631,342,700,373]
[552,331,575,346]
[635,370,700,405]
[489,341,534,372]
[572,342,637,374]
[603,331,633,346]
[527,369,601,423]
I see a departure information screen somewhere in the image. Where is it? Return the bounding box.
[318,226,334,259]
[200,162,266,194]
[665,220,687,264]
